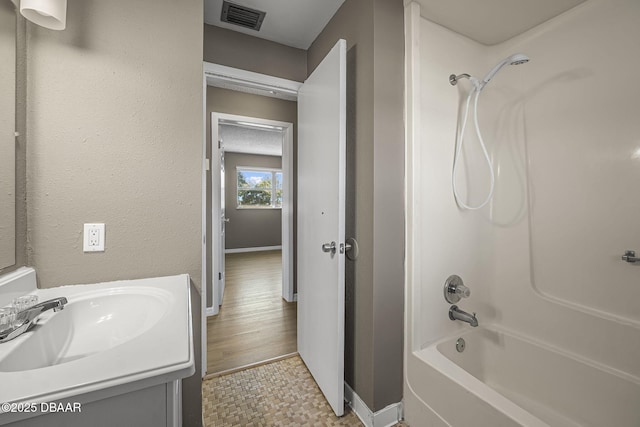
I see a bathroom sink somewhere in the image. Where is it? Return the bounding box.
[0,288,171,372]
[0,272,193,410]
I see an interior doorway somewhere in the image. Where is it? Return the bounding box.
[209,113,294,314]
[205,111,296,375]
[201,63,302,377]
[201,41,349,416]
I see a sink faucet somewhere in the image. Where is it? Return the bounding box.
[449,305,478,327]
[0,297,68,343]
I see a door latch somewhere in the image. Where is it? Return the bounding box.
[622,250,639,263]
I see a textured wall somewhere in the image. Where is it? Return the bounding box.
[26,0,202,291]
[224,152,282,250]
[24,0,203,424]
[204,24,307,82]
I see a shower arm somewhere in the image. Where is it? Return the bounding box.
[449,73,471,86]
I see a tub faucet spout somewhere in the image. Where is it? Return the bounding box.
[449,305,478,327]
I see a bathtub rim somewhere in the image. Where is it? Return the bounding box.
[408,323,640,427]
[409,327,548,427]
[431,323,640,386]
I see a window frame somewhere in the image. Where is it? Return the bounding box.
[236,166,283,210]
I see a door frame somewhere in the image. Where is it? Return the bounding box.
[201,62,302,377]
[210,112,295,312]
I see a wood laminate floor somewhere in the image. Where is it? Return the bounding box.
[206,250,297,375]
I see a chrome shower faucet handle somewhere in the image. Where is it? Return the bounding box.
[444,275,471,304]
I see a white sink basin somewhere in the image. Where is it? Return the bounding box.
[0,272,194,409]
[0,288,171,372]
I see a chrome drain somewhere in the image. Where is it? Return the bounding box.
[456,338,466,353]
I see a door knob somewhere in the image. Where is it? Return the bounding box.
[322,241,337,254]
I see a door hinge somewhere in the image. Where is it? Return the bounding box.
[218,272,222,280]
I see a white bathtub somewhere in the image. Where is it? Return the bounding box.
[405,326,640,427]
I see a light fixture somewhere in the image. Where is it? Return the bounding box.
[20,0,67,30]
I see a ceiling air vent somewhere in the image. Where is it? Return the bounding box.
[221,1,266,31]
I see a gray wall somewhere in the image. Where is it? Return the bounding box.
[204,24,307,82]
[23,0,203,425]
[224,152,282,249]
[370,0,405,411]
[307,0,405,412]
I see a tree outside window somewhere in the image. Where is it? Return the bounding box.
[237,167,283,208]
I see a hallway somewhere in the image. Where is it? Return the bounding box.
[206,250,297,374]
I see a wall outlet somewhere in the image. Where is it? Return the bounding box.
[83,223,105,252]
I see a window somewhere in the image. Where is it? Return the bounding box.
[237,167,283,209]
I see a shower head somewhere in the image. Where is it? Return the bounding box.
[480,53,530,88]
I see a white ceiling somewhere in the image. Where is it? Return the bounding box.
[204,0,346,50]
[414,0,588,45]
[205,0,588,50]
[220,123,284,157]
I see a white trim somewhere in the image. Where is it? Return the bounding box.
[210,114,223,317]
[281,122,295,303]
[344,383,403,427]
[225,245,282,254]
[236,165,282,172]
[236,206,282,210]
[204,62,302,101]
[210,112,295,307]
[201,68,208,378]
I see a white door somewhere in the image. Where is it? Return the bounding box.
[210,117,226,315]
[219,141,226,305]
[297,39,347,417]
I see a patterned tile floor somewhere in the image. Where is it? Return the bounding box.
[203,355,408,426]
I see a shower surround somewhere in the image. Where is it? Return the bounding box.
[403,0,640,425]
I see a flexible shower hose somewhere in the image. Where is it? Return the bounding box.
[452,84,495,210]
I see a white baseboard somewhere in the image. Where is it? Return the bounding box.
[344,383,402,427]
[225,245,282,254]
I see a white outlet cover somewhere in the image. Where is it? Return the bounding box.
[83,223,105,252]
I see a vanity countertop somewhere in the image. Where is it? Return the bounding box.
[0,269,194,419]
